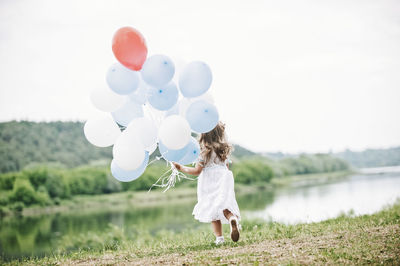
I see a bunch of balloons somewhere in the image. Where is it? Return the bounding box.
[84,26,219,182]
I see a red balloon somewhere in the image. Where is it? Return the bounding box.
[112,27,148,71]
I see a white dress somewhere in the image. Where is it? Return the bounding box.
[192,152,241,224]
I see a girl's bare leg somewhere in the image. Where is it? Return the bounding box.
[211,220,222,237]
[224,209,240,242]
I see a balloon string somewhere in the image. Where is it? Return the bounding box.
[146,146,197,193]
[147,167,172,193]
[144,104,164,128]
[143,104,154,124]
[146,150,170,192]
[147,153,163,167]
[147,161,197,193]
[146,149,171,167]
[143,104,155,125]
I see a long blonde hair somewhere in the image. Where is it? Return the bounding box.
[199,121,233,165]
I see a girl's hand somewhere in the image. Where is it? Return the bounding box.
[173,162,203,176]
[172,162,182,171]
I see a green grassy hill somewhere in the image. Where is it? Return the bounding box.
[0,121,256,173]
[0,121,112,173]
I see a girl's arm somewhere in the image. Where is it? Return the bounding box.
[172,162,203,176]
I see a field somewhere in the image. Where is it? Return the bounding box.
[1,165,398,265]
[2,199,399,265]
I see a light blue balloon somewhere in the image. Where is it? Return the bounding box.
[147,82,178,111]
[178,137,200,165]
[111,152,149,182]
[165,103,179,117]
[106,62,140,95]
[112,100,144,126]
[159,141,189,162]
[129,78,148,105]
[141,55,175,88]
[186,100,219,133]
[179,61,212,98]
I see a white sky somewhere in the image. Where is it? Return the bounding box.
[0,0,399,153]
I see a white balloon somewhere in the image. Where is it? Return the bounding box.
[84,114,121,147]
[113,131,146,171]
[158,115,191,150]
[90,87,126,112]
[146,141,158,155]
[126,117,158,149]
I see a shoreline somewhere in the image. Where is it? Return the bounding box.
[1,170,355,218]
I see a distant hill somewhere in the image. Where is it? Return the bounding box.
[262,148,400,168]
[334,147,400,168]
[0,121,112,173]
[1,121,397,173]
[231,144,258,159]
[0,121,257,173]
[261,152,296,160]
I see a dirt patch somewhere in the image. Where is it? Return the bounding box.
[60,224,399,265]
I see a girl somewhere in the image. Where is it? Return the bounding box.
[173,122,241,245]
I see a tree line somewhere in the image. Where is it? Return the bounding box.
[0,153,350,211]
[335,147,400,168]
[0,120,351,212]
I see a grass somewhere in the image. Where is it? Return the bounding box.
[3,201,399,265]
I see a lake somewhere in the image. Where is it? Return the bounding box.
[1,167,400,261]
[245,167,400,223]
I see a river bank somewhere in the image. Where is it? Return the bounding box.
[2,170,354,218]
[3,201,399,265]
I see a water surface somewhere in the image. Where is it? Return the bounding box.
[245,171,400,223]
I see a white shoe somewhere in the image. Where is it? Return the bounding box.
[215,236,225,245]
[229,216,240,242]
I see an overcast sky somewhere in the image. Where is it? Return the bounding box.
[0,0,399,153]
